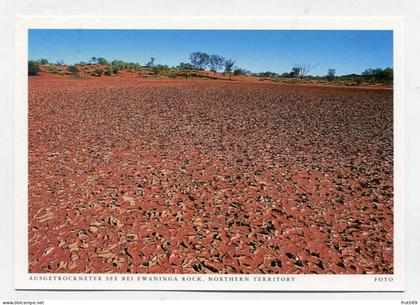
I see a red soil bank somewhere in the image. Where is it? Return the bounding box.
[28,76,393,274]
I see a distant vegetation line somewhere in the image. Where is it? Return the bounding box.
[28,52,393,85]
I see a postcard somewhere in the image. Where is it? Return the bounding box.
[15,17,405,290]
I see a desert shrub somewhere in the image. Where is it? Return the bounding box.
[111,64,120,74]
[68,65,79,75]
[168,71,177,78]
[93,69,104,77]
[105,66,113,76]
[28,60,40,75]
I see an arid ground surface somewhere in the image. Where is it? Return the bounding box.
[28,74,393,274]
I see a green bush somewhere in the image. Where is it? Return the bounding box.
[28,60,40,75]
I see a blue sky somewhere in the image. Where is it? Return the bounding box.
[29,29,393,76]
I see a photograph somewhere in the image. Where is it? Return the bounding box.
[2,0,420,302]
[14,19,404,291]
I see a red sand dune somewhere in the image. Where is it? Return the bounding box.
[28,75,393,274]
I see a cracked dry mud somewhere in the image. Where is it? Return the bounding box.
[28,76,393,274]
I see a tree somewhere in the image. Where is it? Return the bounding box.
[90,57,97,65]
[224,59,235,80]
[189,52,210,70]
[326,68,336,81]
[209,55,225,76]
[97,57,108,65]
[146,57,155,67]
[39,58,49,65]
[291,67,300,78]
[293,63,318,79]
[362,67,393,84]
[28,60,40,75]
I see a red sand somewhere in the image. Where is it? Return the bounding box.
[28,75,393,274]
